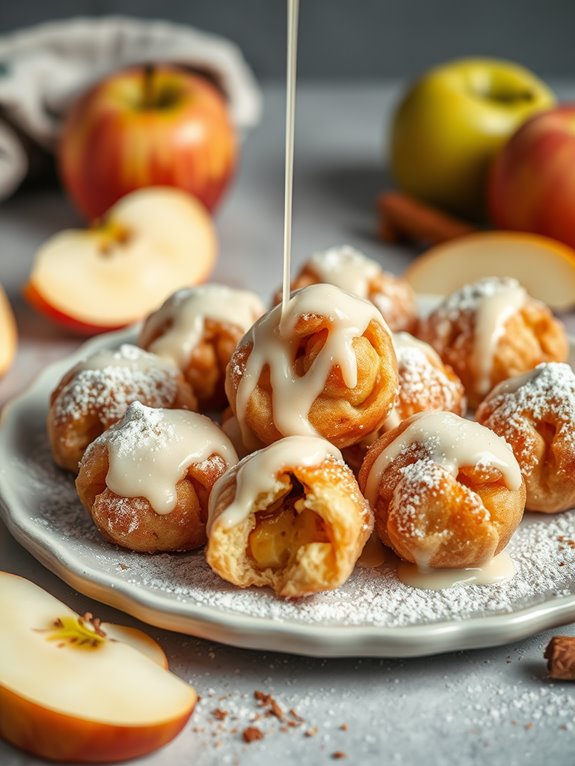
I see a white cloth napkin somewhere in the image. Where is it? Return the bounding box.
[0,16,262,200]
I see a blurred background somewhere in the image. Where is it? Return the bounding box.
[2,0,575,82]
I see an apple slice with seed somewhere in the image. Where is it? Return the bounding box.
[0,572,196,762]
[25,187,217,335]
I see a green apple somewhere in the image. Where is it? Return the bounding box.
[389,58,555,220]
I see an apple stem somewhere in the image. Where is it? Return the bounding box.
[143,64,155,109]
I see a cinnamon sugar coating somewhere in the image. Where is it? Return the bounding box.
[48,345,197,473]
[358,417,525,568]
[477,363,575,513]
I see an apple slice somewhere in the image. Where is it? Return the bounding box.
[25,187,217,335]
[0,572,196,762]
[405,231,575,310]
[0,284,17,377]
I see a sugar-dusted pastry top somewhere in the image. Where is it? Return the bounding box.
[228,283,393,445]
[477,362,575,476]
[53,344,181,425]
[208,435,344,533]
[363,410,522,507]
[288,245,417,332]
[386,332,465,427]
[425,276,526,398]
[139,284,264,368]
[84,402,237,514]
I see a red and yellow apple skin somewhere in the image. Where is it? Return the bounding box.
[0,284,17,376]
[24,187,217,335]
[58,65,237,219]
[0,572,197,763]
[488,106,575,249]
[390,58,555,220]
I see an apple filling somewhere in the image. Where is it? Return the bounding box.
[248,482,330,571]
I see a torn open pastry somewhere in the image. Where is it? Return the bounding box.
[76,402,238,552]
[476,362,575,513]
[225,283,399,450]
[139,284,264,410]
[358,411,525,569]
[48,344,197,473]
[418,277,568,408]
[206,435,373,598]
[274,245,417,332]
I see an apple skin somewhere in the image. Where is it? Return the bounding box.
[0,682,191,763]
[390,58,555,220]
[59,65,237,219]
[24,187,216,335]
[488,106,575,249]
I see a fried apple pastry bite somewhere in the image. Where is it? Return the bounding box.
[342,332,466,473]
[206,436,373,598]
[419,277,568,408]
[76,402,238,552]
[476,363,575,513]
[139,284,264,410]
[358,411,525,569]
[275,245,417,332]
[48,344,197,473]
[226,283,398,450]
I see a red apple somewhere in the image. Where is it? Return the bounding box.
[489,105,575,249]
[58,65,237,219]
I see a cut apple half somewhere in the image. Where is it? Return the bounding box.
[405,231,575,310]
[25,187,217,334]
[0,572,196,762]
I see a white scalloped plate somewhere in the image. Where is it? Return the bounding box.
[1,326,575,658]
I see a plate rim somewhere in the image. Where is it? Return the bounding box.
[2,324,575,658]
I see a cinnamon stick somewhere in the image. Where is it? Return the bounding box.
[377,191,477,247]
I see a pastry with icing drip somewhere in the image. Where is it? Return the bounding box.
[225,283,398,450]
[419,276,568,408]
[342,332,466,473]
[76,402,238,552]
[274,245,417,332]
[477,362,575,513]
[206,436,373,598]
[48,344,197,473]
[358,411,525,570]
[139,284,264,410]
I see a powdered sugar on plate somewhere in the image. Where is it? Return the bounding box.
[16,414,575,630]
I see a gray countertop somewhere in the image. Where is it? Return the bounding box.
[1,83,575,766]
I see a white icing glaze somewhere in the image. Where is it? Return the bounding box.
[392,331,441,363]
[397,550,515,590]
[234,283,387,444]
[357,533,387,569]
[364,411,522,507]
[307,245,380,299]
[102,402,238,514]
[473,280,526,396]
[208,435,342,534]
[76,344,176,373]
[140,285,264,368]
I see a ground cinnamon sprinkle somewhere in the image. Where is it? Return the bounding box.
[331,751,347,760]
[242,726,264,743]
[212,708,228,720]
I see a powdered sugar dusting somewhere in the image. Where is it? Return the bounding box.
[478,362,575,475]
[19,419,575,630]
[54,344,179,425]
